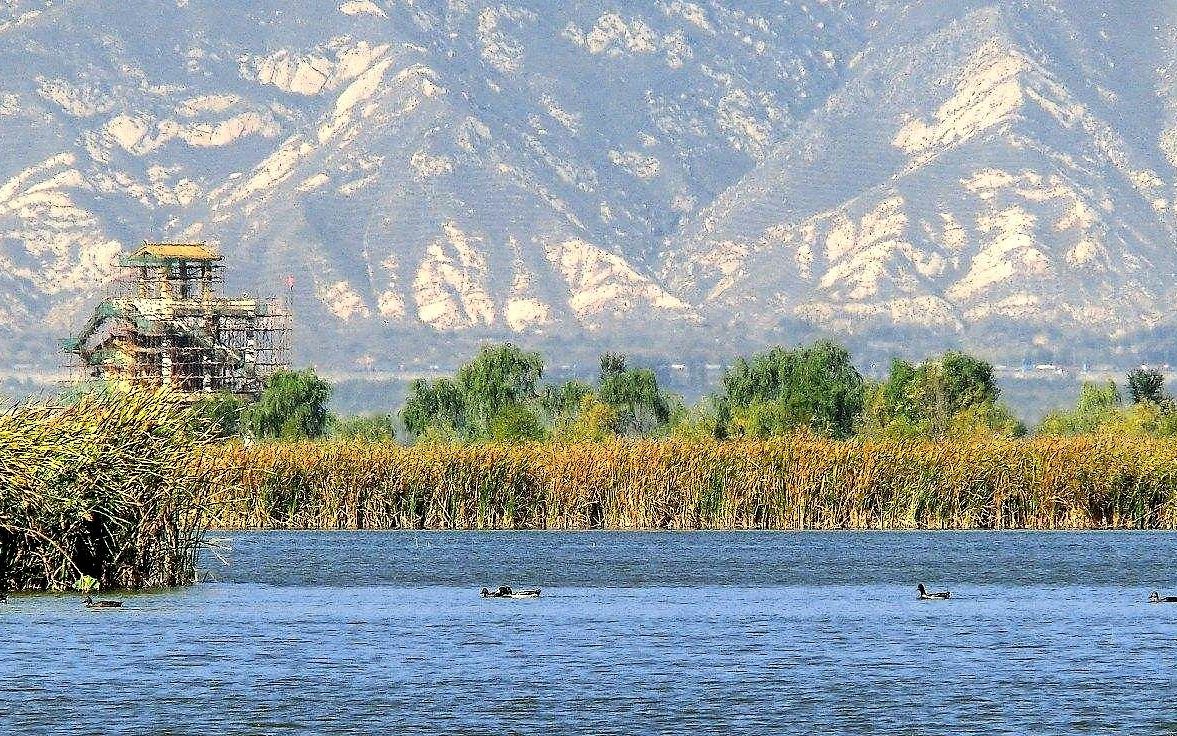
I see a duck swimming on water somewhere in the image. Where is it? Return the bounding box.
[481,586,541,599]
[83,595,122,609]
[917,584,950,600]
[1149,592,1177,604]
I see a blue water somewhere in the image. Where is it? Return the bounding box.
[3,532,1177,734]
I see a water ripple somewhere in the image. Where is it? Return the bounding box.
[1,531,1176,734]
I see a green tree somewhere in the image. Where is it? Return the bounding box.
[597,354,673,436]
[455,343,544,436]
[487,404,546,442]
[716,340,865,439]
[598,352,627,379]
[328,413,397,442]
[245,369,332,439]
[401,377,466,439]
[1127,367,1166,405]
[549,394,619,443]
[948,402,1026,438]
[400,343,546,442]
[1075,380,1122,414]
[870,359,920,426]
[919,352,998,417]
[668,397,723,440]
[863,352,1014,438]
[540,380,594,424]
[1037,381,1123,436]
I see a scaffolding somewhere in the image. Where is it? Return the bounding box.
[61,242,290,401]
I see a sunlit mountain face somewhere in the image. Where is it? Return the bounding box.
[2,0,1175,370]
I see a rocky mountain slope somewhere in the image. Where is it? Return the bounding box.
[1,0,1175,371]
[666,2,1177,360]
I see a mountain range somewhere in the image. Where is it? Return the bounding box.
[2,0,1175,373]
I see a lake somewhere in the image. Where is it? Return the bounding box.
[3,532,1177,734]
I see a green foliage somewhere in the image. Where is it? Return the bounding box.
[245,369,332,440]
[541,356,677,440]
[716,340,865,438]
[328,413,397,442]
[414,423,465,446]
[597,354,674,436]
[191,391,247,440]
[549,395,619,443]
[1032,380,1177,437]
[487,404,546,442]
[1118,401,1177,437]
[728,400,813,439]
[1037,381,1122,435]
[401,377,466,439]
[1076,381,1122,414]
[541,380,593,423]
[1127,368,1167,405]
[456,343,544,433]
[387,343,1177,445]
[911,352,999,424]
[668,398,723,440]
[599,352,628,378]
[74,574,100,593]
[863,352,1017,438]
[948,402,1027,438]
[401,343,545,443]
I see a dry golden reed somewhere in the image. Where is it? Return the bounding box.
[204,436,1177,531]
[0,391,227,592]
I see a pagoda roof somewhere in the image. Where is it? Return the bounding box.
[126,242,222,264]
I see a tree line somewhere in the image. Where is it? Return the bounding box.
[194,339,1177,444]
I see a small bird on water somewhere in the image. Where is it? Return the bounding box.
[917,583,951,600]
[83,594,122,609]
[1149,592,1177,604]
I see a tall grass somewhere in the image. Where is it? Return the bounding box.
[0,391,226,592]
[206,437,1177,530]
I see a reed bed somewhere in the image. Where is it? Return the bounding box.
[0,391,227,592]
[206,437,1177,530]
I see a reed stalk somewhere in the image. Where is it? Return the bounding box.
[0,390,229,592]
[203,437,1177,531]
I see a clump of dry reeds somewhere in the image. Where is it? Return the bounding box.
[0,390,227,592]
[205,436,1177,530]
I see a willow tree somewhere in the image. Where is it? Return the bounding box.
[715,340,865,439]
[597,353,673,436]
[401,343,546,442]
[245,369,332,440]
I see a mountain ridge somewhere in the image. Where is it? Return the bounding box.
[2,0,1175,370]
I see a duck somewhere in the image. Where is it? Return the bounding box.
[83,594,123,609]
[917,583,950,600]
[1149,591,1177,604]
[480,586,541,599]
